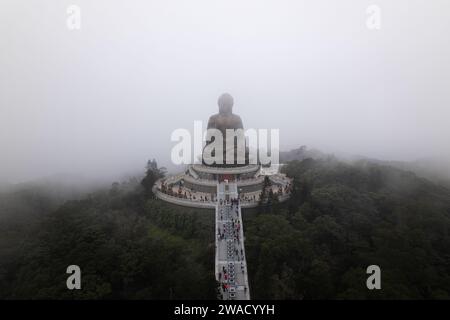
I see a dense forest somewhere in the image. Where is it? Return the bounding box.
[0,162,216,299]
[1,157,450,299]
[247,157,450,299]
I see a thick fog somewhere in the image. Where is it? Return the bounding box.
[1,0,450,185]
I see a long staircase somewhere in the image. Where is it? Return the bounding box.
[215,181,250,300]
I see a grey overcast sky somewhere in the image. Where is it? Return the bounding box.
[1,0,449,184]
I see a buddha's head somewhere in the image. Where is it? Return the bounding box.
[218,93,234,115]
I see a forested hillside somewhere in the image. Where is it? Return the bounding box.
[0,163,216,299]
[245,158,450,299]
[1,158,450,299]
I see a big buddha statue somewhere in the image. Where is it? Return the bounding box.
[202,93,249,167]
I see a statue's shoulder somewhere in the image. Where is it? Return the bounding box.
[208,113,221,124]
[209,113,221,120]
[207,113,220,128]
[231,114,244,128]
[231,114,242,120]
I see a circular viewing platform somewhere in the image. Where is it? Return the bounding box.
[191,164,260,175]
[153,163,292,209]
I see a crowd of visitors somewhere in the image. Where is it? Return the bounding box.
[217,199,248,299]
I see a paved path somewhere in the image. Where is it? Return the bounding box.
[215,182,250,300]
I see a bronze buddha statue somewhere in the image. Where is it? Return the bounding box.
[203,93,248,167]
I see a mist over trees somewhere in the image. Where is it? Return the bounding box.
[245,158,450,299]
[0,162,216,299]
[1,156,450,299]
